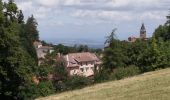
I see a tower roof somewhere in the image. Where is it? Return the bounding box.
[140,23,146,32]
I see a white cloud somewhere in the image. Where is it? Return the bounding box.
[140,11,167,20]
[36,0,60,6]
[17,1,34,12]
[62,0,81,6]
[5,0,169,32]
[72,10,133,21]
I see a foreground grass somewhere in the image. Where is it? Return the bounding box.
[37,68,170,100]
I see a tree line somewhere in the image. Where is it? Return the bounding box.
[95,11,170,82]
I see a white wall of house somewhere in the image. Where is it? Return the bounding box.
[79,64,94,72]
[37,44,42,48]
[70,69,80,75]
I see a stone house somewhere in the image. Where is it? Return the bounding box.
[63,52,101,77]
[33,41,54,65]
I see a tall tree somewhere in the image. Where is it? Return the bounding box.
[153,11,170,41]
[103,28,125,72]
[25,15,39,42]
[105,28,117,47]
[165,11,170,40]
[0,1,35,99]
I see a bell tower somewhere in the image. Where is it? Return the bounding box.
[140,23,146,39]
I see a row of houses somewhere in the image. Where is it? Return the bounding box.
[33,41,102,78]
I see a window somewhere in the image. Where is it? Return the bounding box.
[73,70,76,74]
[80,68,84,72]
[86,67,89,71]
[91,67,94,71]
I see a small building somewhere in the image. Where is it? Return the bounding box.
[33,41,54,65]
[63,52,101,77]
[33,41,54,59]
[128,36,137,42]
[128,23,148,42]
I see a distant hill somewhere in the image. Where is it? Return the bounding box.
[37,68,170,100]
[44,38,105,49]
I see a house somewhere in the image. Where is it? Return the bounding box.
[63,52,101,77]
[33,41,54,59]
[33,41,54,65]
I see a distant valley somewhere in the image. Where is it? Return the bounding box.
[45,38,105,49]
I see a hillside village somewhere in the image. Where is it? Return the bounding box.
[33,23,148,79]
[0,0,170,100]
[33,41,102,78]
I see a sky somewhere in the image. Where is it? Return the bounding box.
[3,0,170,41]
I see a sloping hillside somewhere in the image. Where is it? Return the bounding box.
[37,68,170,100]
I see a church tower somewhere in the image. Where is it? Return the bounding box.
[140,23,146,39]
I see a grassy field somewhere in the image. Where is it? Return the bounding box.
[37,68,170,100]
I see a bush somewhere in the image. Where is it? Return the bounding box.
[37,81,55,96]
[94,70,110,83]
[110,65,141,80]
[18,81,55,100]
[65,75,92,90]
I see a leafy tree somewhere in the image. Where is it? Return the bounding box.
[19,23,38,64]
[138,37,169,72]
[165,11,170,40]
[153,11,170,41]
[25,15,39,42]
[102,28,125,72]
[53,60,68,91]
[17,10,24,23]
[105,28,117,47]
[126,40,148,66]
[153,25,168,41]
[0,1,36,99]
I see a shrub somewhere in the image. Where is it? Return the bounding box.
[110,65,141,80]
[65,75,92,90]
[94,70,110,83]
[37,81,55,96]
[19,81,55,100]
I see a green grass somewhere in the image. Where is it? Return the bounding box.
[37,68,170,100]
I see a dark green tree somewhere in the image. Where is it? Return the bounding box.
[165,11,170,40]
[17,10,24,23]
[153,25,168,41]
[153,11,170,41]
[102,28,125,72]
[138,37,169,72]
[0,1,36,99]
[105,28,117,47]
[25,15,39,42]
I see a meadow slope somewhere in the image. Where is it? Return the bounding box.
[37,68,170,100]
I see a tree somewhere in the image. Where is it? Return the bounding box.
[165,11,170,40]
[0,1,36,99]
[25,15,39,42]
[53,60,68,91]
[105,28,117,47]
[102,28,125,72]
[138,37,169,72]
[153,11,170,41]
[17,10,24,23]
[126,40,148,66]
[153,25,168,41]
